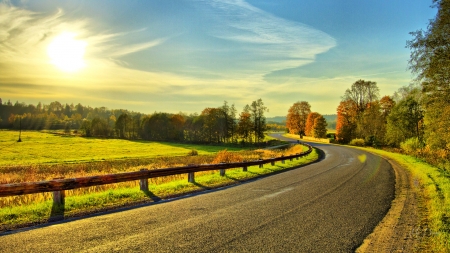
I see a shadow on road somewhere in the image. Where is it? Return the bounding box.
[142,190,162,202]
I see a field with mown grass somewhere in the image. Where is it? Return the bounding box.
[0,130,246,166]
[0,144,316,230]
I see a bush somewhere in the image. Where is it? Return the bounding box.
[187,149,198,156]
[400,137,424,155]
[349,138,365,147]
[212,150,243,164]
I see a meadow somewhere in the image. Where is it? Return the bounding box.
[0,130,245,166]
[0,130,316,230]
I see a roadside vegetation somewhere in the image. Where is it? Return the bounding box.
[0,144,317,230]
[362,148,450,252]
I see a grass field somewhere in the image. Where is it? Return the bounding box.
[0,130,246,166]
[0,144,317,230]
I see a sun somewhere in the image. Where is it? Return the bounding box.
[47,32,87,73]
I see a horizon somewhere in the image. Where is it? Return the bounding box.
[0,0,436,116]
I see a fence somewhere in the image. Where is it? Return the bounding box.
[0,144,312,209]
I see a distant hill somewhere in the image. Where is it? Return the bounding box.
[266,116,286,123]
[267,114,337,130]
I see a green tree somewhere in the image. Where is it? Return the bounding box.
[385,95,424,147]
[407,0,450,149]
[312,115,327,138]
[250,99,268,143]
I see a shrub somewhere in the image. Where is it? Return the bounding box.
[187,149,198,156]
[349,138,365,147]
[212,150,243,164]
[400,137,424,155]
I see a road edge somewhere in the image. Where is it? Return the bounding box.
[356,153,428,252]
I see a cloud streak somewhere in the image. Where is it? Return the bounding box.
[192,0,336,74]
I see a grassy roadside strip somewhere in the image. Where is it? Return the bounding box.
[360,148,450,252]
[0,147,319,231]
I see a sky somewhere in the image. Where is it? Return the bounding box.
[0,0,437,116]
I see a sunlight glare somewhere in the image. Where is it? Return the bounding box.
[47,32,87,73]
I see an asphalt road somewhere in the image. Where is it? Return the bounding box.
[0,135,395,252]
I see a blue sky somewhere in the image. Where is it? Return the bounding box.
[0,0,437,116]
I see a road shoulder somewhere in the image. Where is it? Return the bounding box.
[356,155,428,252]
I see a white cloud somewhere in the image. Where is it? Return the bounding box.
[192,0,336,73]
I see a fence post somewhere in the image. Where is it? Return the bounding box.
[220,169,225,177]
[53,190,65,206]
[188,172,195,183]
[271,159,275,166]
[259,160,264,168]
[296,153,299,160]
[243,166,247,172]
[281,155,285,164]
[140,169,149,191]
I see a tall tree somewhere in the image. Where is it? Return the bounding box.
[342,80,379,114]
[250,99,268,143]
[312,115,328,138]
[336,100,357,143]
[407,0,450,149]
[286,101,311,138]
[305,112,321,137]
[238,105,253,143]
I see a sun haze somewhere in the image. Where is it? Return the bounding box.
[47,32,87,73]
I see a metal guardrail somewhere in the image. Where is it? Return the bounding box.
[0,144,312,207]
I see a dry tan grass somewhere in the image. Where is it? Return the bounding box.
[0,145,304,208]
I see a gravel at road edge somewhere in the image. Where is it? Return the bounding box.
[356,155,429,252]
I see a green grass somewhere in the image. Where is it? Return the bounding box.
[0,130,246,166]
[0,147,319,229]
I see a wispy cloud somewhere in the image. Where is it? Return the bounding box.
[109,39,166,57]
[192,0,336,73]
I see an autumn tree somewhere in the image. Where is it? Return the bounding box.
[336,100,357,143]
[312,115,328,138]
[342,80,379,114]
[305,112,320,137]
[238,105,253,143]
[286,101,311,138]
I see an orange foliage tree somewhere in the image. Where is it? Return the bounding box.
[336,100,357,143]
[286,101,311,137]
[305,112,320,137]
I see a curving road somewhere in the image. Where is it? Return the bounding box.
[0,135,395,252]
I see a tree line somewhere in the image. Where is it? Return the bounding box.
[335,0,450,171]
[1,98,269,145]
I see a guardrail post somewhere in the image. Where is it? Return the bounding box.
[53,190,65,206]
[220,169,225,176]
[243,166,247,172]
[188,172,195,183]
[259,160,264,168]
[281,155,285,164]
[296,153,299,160]
[271,159,275,166]
[139,169,149,191]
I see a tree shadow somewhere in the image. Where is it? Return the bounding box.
[142,190,162,202]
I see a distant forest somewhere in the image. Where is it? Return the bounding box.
[0,98,270,145]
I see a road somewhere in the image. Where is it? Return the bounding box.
[0,135,395,252]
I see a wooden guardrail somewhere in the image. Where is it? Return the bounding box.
[0,144,312,207]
